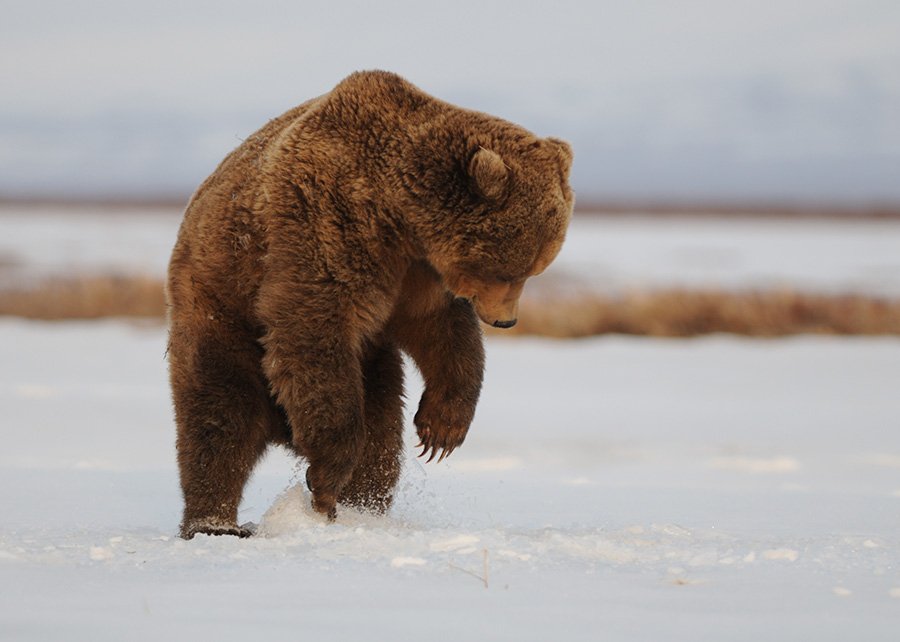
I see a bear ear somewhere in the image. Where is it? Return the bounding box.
[468,147,509,202]
[546,137,573,177]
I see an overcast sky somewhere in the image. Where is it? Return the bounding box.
[2,0,899,204]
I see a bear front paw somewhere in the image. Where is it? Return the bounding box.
[413,394,474,463]
[305,464,340,521]
[311,491,338,522]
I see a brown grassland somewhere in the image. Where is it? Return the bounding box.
[1,274,899,337]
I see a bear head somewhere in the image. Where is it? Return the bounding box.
[402,119,575,328]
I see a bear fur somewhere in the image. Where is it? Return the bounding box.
[167,71,574,538]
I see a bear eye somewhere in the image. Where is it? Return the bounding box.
[497,273,527,285]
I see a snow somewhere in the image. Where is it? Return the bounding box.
[1,207,899,638]
[2,319,899,640]
[556,215,900,296]
[4,205,900,296]
[0,205,181,286]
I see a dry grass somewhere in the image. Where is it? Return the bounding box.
[0,275,167,321]
[1,275,899,337]
[503,289,900,338]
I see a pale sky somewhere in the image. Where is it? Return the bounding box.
[2,0,899,203]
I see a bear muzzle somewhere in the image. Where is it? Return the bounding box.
[446,273,524,329]
[471,281,523,330]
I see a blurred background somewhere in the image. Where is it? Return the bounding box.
[3,5,900,634]
[1,0,899,331]
[2,0,899,207]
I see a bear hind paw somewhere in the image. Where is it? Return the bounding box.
[180,517,255,540]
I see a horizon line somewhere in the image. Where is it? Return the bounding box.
[2,193,899,220]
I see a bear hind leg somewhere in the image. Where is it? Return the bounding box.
[338,341,405,513]
[171,329,276,539]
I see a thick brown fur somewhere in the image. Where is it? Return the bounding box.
[167,71,574,538]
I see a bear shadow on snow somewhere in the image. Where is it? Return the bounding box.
[166,70,574,538]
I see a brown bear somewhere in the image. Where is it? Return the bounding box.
[167,70,574,538]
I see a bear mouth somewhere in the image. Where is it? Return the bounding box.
[471,298,517,329]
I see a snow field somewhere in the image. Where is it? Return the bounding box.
[1,319,899,640]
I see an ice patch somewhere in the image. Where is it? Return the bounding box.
[430,535,480,552]
[688,551,718,566]
[552,535,643,564]
[762,548,799,562]
[652,524,692,538]
[89,546,113,561]
[391,557,427,568]
[832,587,852,597]
[709,456,800,474]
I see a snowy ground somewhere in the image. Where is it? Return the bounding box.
[3,205,900,296]
[1,207,899,639]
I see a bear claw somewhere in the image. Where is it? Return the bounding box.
[418,442,457,463]
[416,425,465,464]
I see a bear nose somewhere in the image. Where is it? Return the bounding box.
[492,318,517,329]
